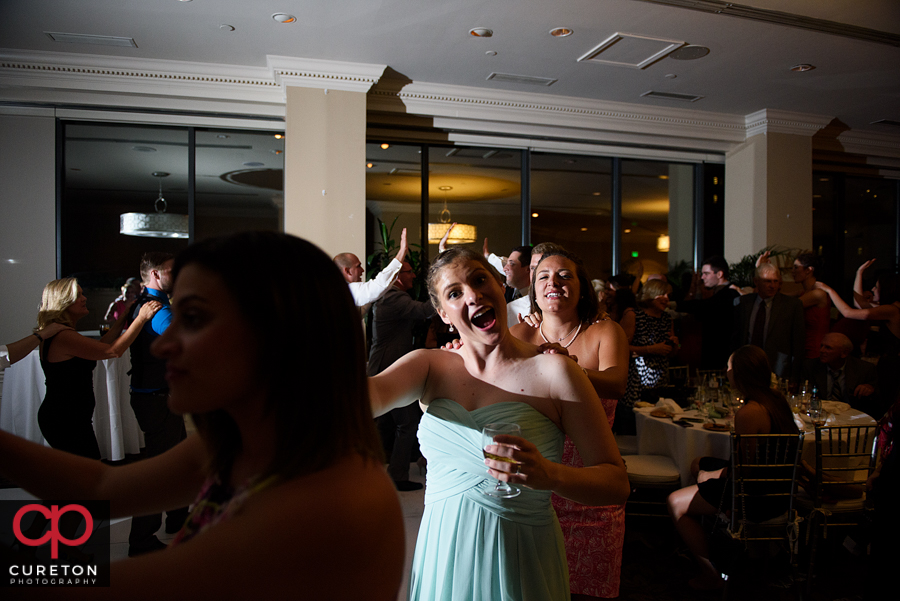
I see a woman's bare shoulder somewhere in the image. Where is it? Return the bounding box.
[113,456,405,600]
[509,321,537,341]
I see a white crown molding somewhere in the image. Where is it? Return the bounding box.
[371,81,749,150]
[0,49,283,105]
[744,109,833,138]
[814,129,900,161]
[3,50,896,161]
[267,56,386,95]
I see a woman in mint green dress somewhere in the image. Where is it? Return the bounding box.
[370,248,630,601]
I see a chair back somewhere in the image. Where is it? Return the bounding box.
[729,431,805,541]
[667,365,689,386]
[811,424,877,510]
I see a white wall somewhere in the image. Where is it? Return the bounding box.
[0,109,58,342]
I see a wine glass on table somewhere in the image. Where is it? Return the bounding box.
[482,422,522,499]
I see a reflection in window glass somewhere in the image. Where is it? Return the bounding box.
[365,143,423,273]
[62,122,190,331]
[427,146,521,263]
[531,153,612,281]
[620,159,693,281]
[194,129,283,241]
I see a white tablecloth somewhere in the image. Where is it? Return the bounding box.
[0,348,144,461]
[635,406,877,487]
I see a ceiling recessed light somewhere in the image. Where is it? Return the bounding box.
[531,212,539,218]
[380,143,390,149]
[219,24,235,31]
[439,186,453,191]
[272,13,296,24]
[274,134,284,139]
[669,45,710,61]
[469,28,493,38]
[580,227,588,232]
[272,150,283,155]
[485,50,497,56]
[592,192,601,196]
[791,63,815,72]
[367,163,374,168]
[549,27,573,37]
[624,229,632,233]
[665,73,677,79]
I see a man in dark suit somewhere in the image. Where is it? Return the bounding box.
[801,332,880,417]
[676,255,739,370]
[368,260,435,491]
[735,263,805,381]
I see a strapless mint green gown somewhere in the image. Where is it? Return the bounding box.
[408,399,569,601]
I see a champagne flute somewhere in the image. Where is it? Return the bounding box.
[482,422,522,499]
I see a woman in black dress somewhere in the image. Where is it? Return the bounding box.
[36,277,160,458]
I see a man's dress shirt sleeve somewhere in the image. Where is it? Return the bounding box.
[348,258,402,307]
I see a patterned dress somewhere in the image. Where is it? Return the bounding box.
[623,309,672,408]
[551,397,625,598]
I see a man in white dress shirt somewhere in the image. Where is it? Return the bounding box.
[335,228,408,309]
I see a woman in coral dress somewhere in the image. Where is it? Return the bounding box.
[510,249,629,600]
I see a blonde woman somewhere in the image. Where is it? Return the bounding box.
[36,277,160,458]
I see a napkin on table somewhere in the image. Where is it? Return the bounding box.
[655,398,682,415]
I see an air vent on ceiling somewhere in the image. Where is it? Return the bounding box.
[641,90,704,102]
[630,0,900,48]
[46,32,138,48]
[486,72,557,87]
[578,33,685,69]
[871,119,900,128]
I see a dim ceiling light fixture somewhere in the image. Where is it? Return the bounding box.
[120,172,189,239]
[550,27,573,37]
[791,63,815,72]
[272,13,296,24]
[380,143,390,149]
[428,186,477,245]
[469,27,493,37]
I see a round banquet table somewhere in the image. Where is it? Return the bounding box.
[0,348,144,461]
[634,405,876,487]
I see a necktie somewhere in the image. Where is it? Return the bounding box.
[829,369,843,402]
[750,299,767,347]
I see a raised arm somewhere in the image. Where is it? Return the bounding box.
[816,281,897,321]
[437,223,456,253]
[46,301,161,361]
[853,259,876,308]
[368,349,432,417]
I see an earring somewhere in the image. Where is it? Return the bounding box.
[448,324,454,333]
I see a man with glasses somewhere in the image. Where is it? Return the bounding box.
[676,255,739,370]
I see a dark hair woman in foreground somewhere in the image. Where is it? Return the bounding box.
[0,232,404,599]
[369,247,629,601]
[667,345,798,590]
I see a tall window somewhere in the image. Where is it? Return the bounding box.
[531,153,612,281]
[60,121,283,331]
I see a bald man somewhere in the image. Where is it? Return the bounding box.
[334,228,408,309]
[801,332,880,418]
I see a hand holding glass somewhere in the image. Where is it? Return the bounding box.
[482,423,522,499]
